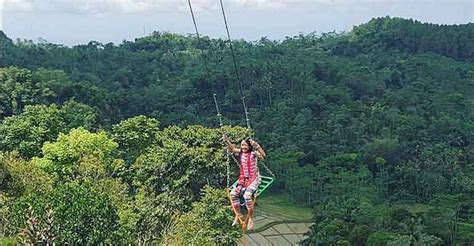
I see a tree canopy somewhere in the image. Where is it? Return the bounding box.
[0,16,473,244]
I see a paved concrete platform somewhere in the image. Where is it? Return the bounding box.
[239,211,311,245]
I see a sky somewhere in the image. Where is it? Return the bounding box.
[0,0,473,46]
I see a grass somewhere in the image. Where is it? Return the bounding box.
[256,193,313,221]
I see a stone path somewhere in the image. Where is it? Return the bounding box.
[239,212,312,245]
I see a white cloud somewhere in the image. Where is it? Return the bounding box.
[4,0,283,14]
[5,0,34,12]
[2,0,461,14]
[5,0,178,14]
[234,0,285,9]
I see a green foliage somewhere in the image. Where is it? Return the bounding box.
[0,153,53,238]
[129,189,191,244]
[302,197,376,245]
[0,153,53,196]
[319,153,361,172]
[0,237,16,246]
[33,128,121,181]
[112,115,160,163]
[386,234,442,246]
[126,125,248,243]
[395,144,464,201]
[286,164,318,204]
[344,17,474,61]
[457,222,474,244]
[367,232,399,246]
[31,68,76,104]
[59,100,97,130]
[0,67,55,119]
[0,105,64,158]
[8,126,135,243]
[165,186,241,245]
[0,17,472,245]
[421,194,474,245]
[265,151,304,191]
[362,138,400,172]
[133,125,247,198]
[348,225,371,246]
[0,102,97,158]
[9,182,119,244]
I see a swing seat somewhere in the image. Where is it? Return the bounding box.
[229,175,274,197]
[226,176,274,232]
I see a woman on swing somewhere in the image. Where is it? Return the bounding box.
[224,136,266,229]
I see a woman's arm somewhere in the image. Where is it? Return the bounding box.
[224,135,240,154]
[250,139,266,160]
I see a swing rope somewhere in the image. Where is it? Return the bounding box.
[218,0,251,131]
[188,3,275,231]
[188,0,238,189]
[218,0,274,179]
[213,93,239,188]
[187,0,212,80]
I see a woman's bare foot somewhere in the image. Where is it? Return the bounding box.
[247,216,254,230]
[232,214,244,227]
[232,215,239,226]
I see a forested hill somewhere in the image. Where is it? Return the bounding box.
[0,17,472,162]
[334,17,474,61]
[0,16,473,244]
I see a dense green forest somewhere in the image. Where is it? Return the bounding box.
[0,16,473,244]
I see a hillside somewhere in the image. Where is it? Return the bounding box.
[0,16,473,244]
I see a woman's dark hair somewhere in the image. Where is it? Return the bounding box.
[243,137,254,152]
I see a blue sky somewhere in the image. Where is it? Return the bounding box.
[1,0,473,46]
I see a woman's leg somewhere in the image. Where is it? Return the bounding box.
[243,176,261,229]
[230,185,243,225]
